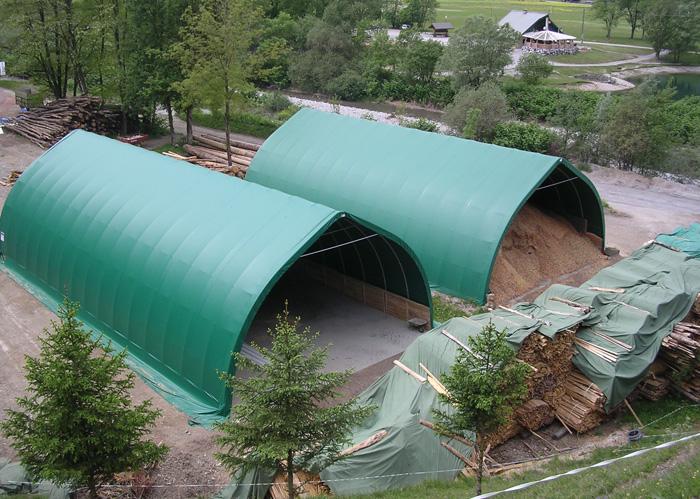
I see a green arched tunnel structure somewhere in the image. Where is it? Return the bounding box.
[246,109,605,303]
[0,131,432,423]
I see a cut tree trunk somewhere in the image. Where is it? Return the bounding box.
[186,106,193,144]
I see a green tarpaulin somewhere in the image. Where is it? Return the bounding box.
[536,242,700,411]
[0,131,431,424]
[657,223,700,257]
[0,459,69,497]
[246,108,605,303]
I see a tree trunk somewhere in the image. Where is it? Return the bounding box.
[287,449,295,499]
[87,475,98,499]
[475,441,484,496]
[166,97,175,145]
[121,108,128,135]
[186,106,193,144]
[224,98,232,167]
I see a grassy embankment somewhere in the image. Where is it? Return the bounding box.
[333,396,700,498]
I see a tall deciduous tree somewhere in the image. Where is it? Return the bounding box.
[438,16,518,90]
[618,0,644,39]
[215,306,374,499]
[593,0,621,38]
[644,0,700,62]
[0,300,166,499]
[444,82,510,142]
[433,322,529,496]
[178,0,262,166]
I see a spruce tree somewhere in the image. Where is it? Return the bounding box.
[433,322,530,495]
[1,299,167,498]
[215,305,374,499]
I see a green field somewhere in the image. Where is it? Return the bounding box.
[436,1,651,46]
[548,43,654,65]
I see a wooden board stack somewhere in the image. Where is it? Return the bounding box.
[517,330,576,406]
[660,322,700,402]
[162,133,259,179]
[515,399,555,431]
[0,170,22,187]
[551,369,605,432]
[6,97,120,148]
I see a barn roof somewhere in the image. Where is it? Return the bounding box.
[430,22,453,30]
[499,10,549,34]
[246,109,605,303]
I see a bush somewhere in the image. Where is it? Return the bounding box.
[444,82,510,141]
[660,145,700,178]
[376,77,454,107]
[260,91,292,113]
[401,117,438,132]
[326,69,367,101]
[492,122,556,153]
[516,53,553,85]
[502,82,563,121]
[666,96,700,145]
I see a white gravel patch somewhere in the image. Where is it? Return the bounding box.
[286,95,452,134]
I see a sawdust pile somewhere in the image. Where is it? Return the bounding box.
[490,203,608,305]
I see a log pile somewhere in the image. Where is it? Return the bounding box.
[0,170,22,187]
[517,329,576,405]
[515,399,555,431]
[162,133,259,179]
[269,470,328,499]
[6,97,120,148]
[661,322,700,402]
[551,369,606,433]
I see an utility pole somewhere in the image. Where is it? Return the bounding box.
[580,8,586,44]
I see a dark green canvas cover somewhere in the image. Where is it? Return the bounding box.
[246,108,605,303]
[536,242,700,411]
[0,131,431,423]
[657,223,700,257]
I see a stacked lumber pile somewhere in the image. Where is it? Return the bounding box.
[637,361,670,401]
[551,369,605,432]
[6,97,120,147]
[517,330,576,406]
[162,133,259,178]
[661,322,700,402]
[515,399,554,431]
[0,170,22,187]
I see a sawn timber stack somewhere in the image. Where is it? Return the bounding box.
[161,133,259,178]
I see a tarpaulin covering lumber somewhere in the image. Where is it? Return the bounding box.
[535,242,700,411]
[246,108,605,303]
[0,131,431,424]
[0,458,69,497]
[657,223,700,257]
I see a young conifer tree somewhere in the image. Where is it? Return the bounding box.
[215,304,374,499]
[1,299,167,498]
[433,321,529,495]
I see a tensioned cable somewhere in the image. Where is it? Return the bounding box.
[535,175,580,190]
[299,234,379,257]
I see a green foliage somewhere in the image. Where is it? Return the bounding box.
[401,117,438,132]
[548,90,603,160]
[400,0,437,28]
[260,91,293,113]
[516,53,553,86]
[660,145,700,178]
[592,0,621,38]
[598,83,676,170]
[666,96,700,145]
[445,83,510,142]
[433,322,529,494]
[432,294,486,323]
[327,69,368,100]
[0,299,166,498]
[190,109,284,138]
[395,31,443,85]
[492,122,555,154]
[643,0,700,61]
[249,37,294,87]
[502,82,563,121]
[215,306,374,498]
[438,16,519,90]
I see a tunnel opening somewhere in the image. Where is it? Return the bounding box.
[244,216,432,376]
[489,164,607,305]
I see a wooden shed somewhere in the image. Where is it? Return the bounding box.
[430,22,453,37]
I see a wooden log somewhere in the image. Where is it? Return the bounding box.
[393,360,426,383]
[339,430,388,457]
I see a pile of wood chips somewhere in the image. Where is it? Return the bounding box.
[162,133,259,178]
[6,96,120,148]
[661,322,700,402]
[552,369,606,433]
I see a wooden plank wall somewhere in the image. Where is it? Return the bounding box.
[302,261,431,323]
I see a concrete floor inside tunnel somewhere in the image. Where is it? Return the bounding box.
[245,266,423,373]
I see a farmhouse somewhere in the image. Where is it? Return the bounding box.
[499,9,577,53]
[498,10,560,35]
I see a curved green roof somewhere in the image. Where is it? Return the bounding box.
[0,130,430,422]
[247,109,605,302]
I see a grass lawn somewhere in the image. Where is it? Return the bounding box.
[436,0,651,46]
[548,44,653,65]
